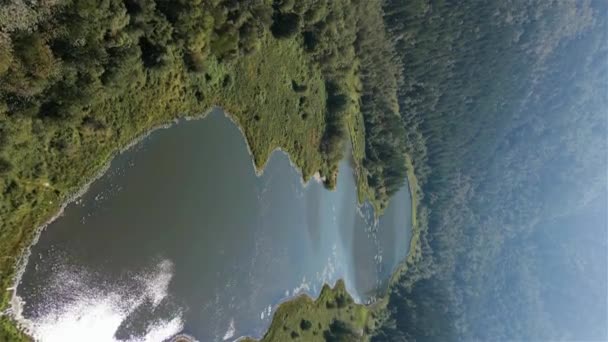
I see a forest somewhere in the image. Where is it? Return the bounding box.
[373,0,608,340]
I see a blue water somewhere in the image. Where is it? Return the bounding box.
[16,110,411,341]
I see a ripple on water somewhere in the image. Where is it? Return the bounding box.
[15,259,183,342]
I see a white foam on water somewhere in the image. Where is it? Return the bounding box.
[29,292,129,342]
[14,259,183,342]
[259,304,273,322]
[222,318,235,340]
[137,317,184,342]
[137,259,174,308]
[316,244,338,284]
[291,277,311,296]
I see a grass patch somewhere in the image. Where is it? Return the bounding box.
[342,61,373,208]
[220,37,326,179]
[243,280,370,342]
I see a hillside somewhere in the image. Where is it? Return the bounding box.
[374,0,608,340]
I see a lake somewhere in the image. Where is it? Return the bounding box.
[13,109,412,341]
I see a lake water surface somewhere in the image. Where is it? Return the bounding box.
[14,110,411,341]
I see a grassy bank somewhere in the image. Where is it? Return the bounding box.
[359,154,422,329]
[386,155,421,286]
[243,280,371,342]
[403,155,421,266]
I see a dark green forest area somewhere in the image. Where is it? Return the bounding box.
[374,0,608,341]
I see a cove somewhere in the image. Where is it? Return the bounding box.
[13,109,412,341]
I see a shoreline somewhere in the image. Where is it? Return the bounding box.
[4,106,329,337]
[233,279,350,342]
[6,114,189,334]
[213,109,326,188]
[5,106,408,341]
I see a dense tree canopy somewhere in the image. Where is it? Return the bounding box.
[374,0,608,340]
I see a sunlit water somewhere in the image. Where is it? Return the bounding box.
[14,110,411,341]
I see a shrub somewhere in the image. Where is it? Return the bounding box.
[185,50,207,73]
[335,294,347,308]
[277,0,295,12]
[0,42,12,76]
[0,157,12,175]
[323,320,359,342]
[12,34,55,80]
[300,319,312,330]
[271,13,301,39]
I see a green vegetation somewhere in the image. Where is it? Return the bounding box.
[0,0,410,339]
[244,280,370,342]
[373,0,608,341]
[2,0,604,340]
